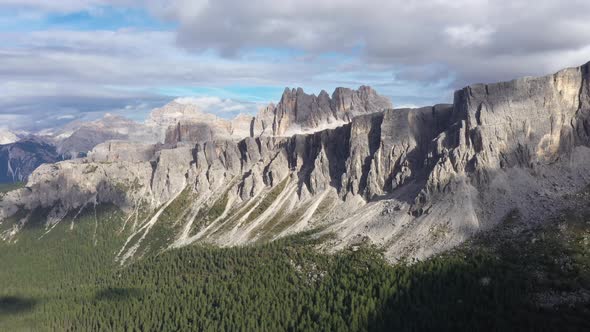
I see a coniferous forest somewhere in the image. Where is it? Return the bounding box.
[1,203,589,331]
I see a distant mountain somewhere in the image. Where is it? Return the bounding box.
[55,113,159,158]
[0,137,61,183]
[148,99,253,144]
[0,129,18,145]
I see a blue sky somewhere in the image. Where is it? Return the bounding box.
[0,0,589,130]
[0,5,171,32]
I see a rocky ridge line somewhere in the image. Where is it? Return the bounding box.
[1,62,590,262]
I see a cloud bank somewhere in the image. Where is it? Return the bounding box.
[1,0,589,130]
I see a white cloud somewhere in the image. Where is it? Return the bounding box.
[1,0,590,130]
[396,104,420,109]
[174,96,255,115]
[148,0,209,22]
[149,0,590,85]
[444,25,494,48]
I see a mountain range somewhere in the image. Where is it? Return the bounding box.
[0,86,392,183]
[1,62,589,263]
[2,62,590,330]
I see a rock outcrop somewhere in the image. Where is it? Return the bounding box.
[87,141,157,163]
[420,61,590,200]
[252,86,393,137]
[2,62,590,263]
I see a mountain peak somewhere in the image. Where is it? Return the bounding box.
[0,128,18,145]
[252,85,392,137]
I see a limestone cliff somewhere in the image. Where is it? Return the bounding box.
[2,62,590,263]
[251,86,393,137]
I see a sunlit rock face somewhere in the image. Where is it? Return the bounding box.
[252,86,393,137]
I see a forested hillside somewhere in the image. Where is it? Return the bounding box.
[1,196,589,331]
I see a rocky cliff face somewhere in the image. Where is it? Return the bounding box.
[252,86,393,137]
[419,61,590,201]
[87,141,157,163]
[2,62,590,263]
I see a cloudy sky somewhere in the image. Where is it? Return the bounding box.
[1,0,590,130]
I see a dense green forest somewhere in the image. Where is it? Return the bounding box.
[1,200,589,331]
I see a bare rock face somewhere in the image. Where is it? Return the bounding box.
[332,86,393,117]
[87,141,157,163]
[58,126,126,159]
[422,61,590,196]
[164,121,217,144]
[230,114,255,138]
[151,146,196,205]
[163,116,254,145]
[2,62,590,263]
[342,105,453,199]
[254,86,393,137]
[0,105,445,251]
[252,103,276,137]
